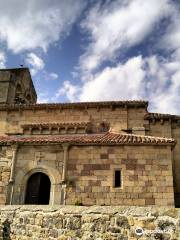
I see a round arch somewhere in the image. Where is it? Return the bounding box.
[25,172,51,204]
[13,163,62,205]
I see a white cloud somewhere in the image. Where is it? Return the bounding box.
[40,71,59,81]
[80,56,145,101]
[79,0,173,73]
[37,92,50,103]
[145,56,180,114]
[56,80,80,102]
[59,55,180,114]
[26,52,44,75]
[41,71,59,81]
[0,0,85,53]
[60,0,178,114]
[160,9,180,80]
[161,17,180,53]
[0,51,6,68]
[49,72,58,80]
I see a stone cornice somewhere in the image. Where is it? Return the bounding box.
[0,100,148,111]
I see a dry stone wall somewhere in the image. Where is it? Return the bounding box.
[0,146,12,205]
[0,206,180,240]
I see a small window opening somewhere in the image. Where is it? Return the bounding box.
[114,170,121,188]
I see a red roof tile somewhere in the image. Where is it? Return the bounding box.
[0,132,175,146]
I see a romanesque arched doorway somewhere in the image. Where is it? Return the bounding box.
[25,172,51,204]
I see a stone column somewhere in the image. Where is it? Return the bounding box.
[8,144,18,205]
[62,144,69,182]
[61,144,69,205]
[0,223,3,240]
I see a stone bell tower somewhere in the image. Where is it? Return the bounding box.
[0,68,37,104]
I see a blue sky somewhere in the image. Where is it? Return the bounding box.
[0,0,180,114]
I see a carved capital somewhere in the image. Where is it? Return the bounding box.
[11,144,18,152]
[62,143,69,151]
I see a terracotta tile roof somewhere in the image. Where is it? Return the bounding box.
[21,122,90,129]
[0,132,175,146]
[0,100,148,110]
[145,113,180,120]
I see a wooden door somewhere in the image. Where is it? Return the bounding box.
[25,172,51,204]
[25,173,41,204]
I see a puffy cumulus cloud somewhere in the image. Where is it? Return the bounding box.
[79,0,174,73]
[55,80,80,102]
[26,52,44,75]
[145,56,180,114]
[0,51,6,68]
[0,0,85,53]
[160,5,180,80]
[80,56,145,101]
[63,0,179,114]
[59,56,145,102]
[163,20,180,52]
[161,5,180,54]
[59,55,180,114]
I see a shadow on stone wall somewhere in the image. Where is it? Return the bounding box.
[2,220,11,240]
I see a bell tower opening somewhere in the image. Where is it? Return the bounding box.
[25,172,51,204]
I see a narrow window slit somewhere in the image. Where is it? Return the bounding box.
[114,170,121,188]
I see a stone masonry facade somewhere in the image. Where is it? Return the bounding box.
[0,68,179,207]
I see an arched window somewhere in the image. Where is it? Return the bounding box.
[26,94,31,103]
[15,84,22,95]
[25,172,51,204]
[14,84,26,104]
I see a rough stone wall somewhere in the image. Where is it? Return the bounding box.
[127,108,148,129]
[66,145,174,206]
[0,111,8,135]
[0,146,12,205]
[172,122,180,206]
[0,81,9,104]
[12,145,64,205]
[149,121,172,138]
[149,120,180,206]
[0,206,180,240]
[11,69,37,104]
[3,107,129,135]
[0,144,174,206]
[0,69,37,106]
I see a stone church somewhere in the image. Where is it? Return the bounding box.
[0,68,179,207]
